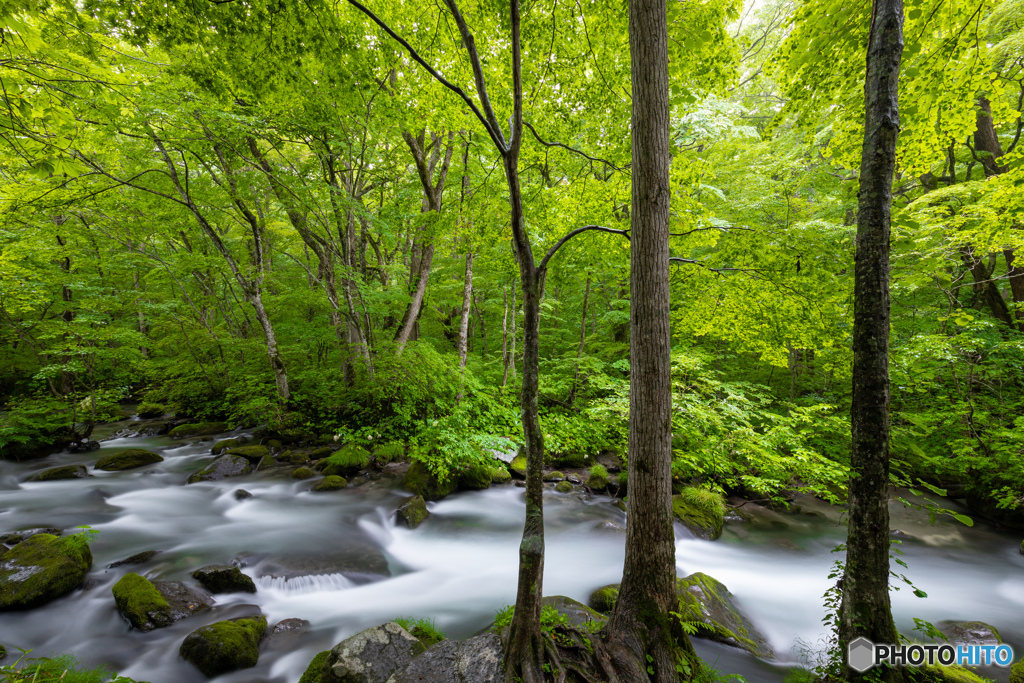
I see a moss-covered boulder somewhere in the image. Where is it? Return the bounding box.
[585,465,609,490]
[924,664,993,683]
[307,446,335,461]
[491,468,512,484]
[112,573,212,630]
[268,438,284,449]
[179,615,267,678]
[321,622,424,683]
[191,565,256,594]
[186,454,253,484]
[672,488,726,540]
[676,572,773,658]
[549,452,589,469]
[373,442,406,465]
[0,534,92,610]
[315,475,348,492]
[225,445,270,463]
[27,465,89,482]
[397,496,429,529]
[540,596,606,629]
[1010,658,1024,683]
[136,403,169,418]
[0,528,62,545]
[555,480,573,493]
[300,650,330,683]
[292,467,316,480]
[509,455,527,478]
[319,445,372,477]
[169,422,229,439]
[457,463,493,491]
[403,461,457,501]
[257,454,275,471]
[587,584,620,613]
[211,438,240,455]
[937,620,1002,647]
[95,449,164,471]
[542,471,565,482]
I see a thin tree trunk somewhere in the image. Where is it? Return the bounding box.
[501,286,510,388]
[567,277,591,407]
[1005,248,1024,331]
[839,0,905,678]
[456,251,473,401]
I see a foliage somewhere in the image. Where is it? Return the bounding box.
[392,617,447,648]
[0,651,139,683]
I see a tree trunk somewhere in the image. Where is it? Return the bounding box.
[839,0,905,679]
[456,251,473,401]
[502,286,511,388]
[974,96,1007,177]
[604,0,697,680]
[960,246,1014,326]
[1005,248,1024,331]
[567,277,591,407]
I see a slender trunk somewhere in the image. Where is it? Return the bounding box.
[502,287,511,388]
[248,291,290,405]
[567,277,591,407]
[510,285,518,381]
[960,246,1013,326]
[839,0,905,679]
[605,0,696,679]
[456,252,473,401]
[1005,248,1024,331]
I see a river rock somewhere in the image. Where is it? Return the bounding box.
[212,437,247,454]
[169,422,229,439]
[315,475,348,492]
[0,533,92,610]
[676,572,773,658]
[300,651,331,683]
[396,496,428,528]
[588,584,620,613]
[1011,659,1024,683]
[937,620,1002,647]
[322,621,424,683]
[112,573,212,631]
[672,488,726,540]
[490,468,511,484]
[107,550,160,568]
[292,467,316,479]
[541,595,605,629]
[225,445,269,463]
[403,461,456,501]
[586,467,609,490]
[385,632,503,683]
[94,449,164,471]
[234,489,253,500]
[509,455,527,478]
[543,471,565,482]
[186,454,252,484]
[263,618,311,651]
[0,528,62,545]
[555,480,573,493]
[457,463,492,491]
[191,565,256,594]
[26,465,89,482]
[251,542,390,583]
[179,615,267,678]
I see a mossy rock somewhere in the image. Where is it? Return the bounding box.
[675,572,773,658]
[179,615,267,678]
[225,445,270,463]
[373,442,406,465]
[186,454,253,484]
[291,452,310,466]
[27,465,89,482]
[458,463,493,491]
[397,495,429,529]
[95,449,164,471]
[555,480,573,493]
[308,447,335,461]
[136,402,169,418]
[211,438,239,455]
[267,439,283,449]
[299,650,330,683]
[672,488,725,540]
[491,468,512,484]
[586,466,609,490]
[317,445,372,477]
[403,461,457,501]
[315,475,348,492]
[1010,659,1024,683]
[540,596,606,629]
[292,467,316,480]
[543,471,565,482]
[0,534,92,610]
[112,573,173,630]
[510,455,527,477]
[548,452,589,469]
[168,422,229,438]
[587,584,620,613]
[923,664,992,683]
[191,565,256,594]
[257,454,275,471]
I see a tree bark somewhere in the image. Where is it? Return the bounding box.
[456,251,473,401]
[839,0,905,679]
[1005,248,1024,331]
[567,277,591,407]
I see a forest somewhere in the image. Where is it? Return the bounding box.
[0,0,1022,681]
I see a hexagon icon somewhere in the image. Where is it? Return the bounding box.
[848,637,876,673]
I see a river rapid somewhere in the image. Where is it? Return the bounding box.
[1,422,1022,683]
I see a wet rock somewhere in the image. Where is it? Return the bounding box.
[180,615,267,678]
[0,528,62,545]
[555,480,573,493]
[676,573,773,658]
[272,617,311,635]
[0,534,92,610]
[456,463,492,491]
[315,475,348,492]
[541,596,606,629]
[397,496,428,529]
[264,618,311,651]
[490,468,511,484]
[588,584,620,613]
[257,454,276,471]
[672,488,726,540]
[403,461,456,501]
[112,573,212,631]
[253,543,390,583]
[26,465,89,482]
[937,620,1002,647]
[191,565,256,594]
[107,550,160,568]
[234,489,253,500]
[385,632,503,683]
[292,467,316,480]
[169,422,229,439]
[225,445,269,463]
[94,449,164,471]
[300,651,331,683]
[211,438,240,455]
[186,455,253,484]
[585,466,609,491]
[593,520,624,534]
[322,622,424,683]
[509,455,527,478]
[514,480,526,488]
[543,471,565,482]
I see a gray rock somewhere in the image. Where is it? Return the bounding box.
[191,565,256,594]
[107,550,159,568]
[541,596,606,629]
[263,618,311,650]
[252,542,390,583]
[234,489,253,500]
[27,465,89,482]
[0,528,62,546]
[385,632,503,683]
[937,620,1002,647]
[676,573,774,659]
[322,622,425,683]
[396,496,428,529]
[186,454,253,484]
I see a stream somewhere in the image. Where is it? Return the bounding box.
[1,421,1022,683]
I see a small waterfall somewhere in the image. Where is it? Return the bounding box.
[256,573,356,592]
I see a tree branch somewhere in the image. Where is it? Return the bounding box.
[537,225,629,273]
[524,122,627,171]
[669,257,758,273]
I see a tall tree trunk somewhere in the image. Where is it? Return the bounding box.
[604,0,697,679]
[960,246,1014,326]
[1005,248,1024,331]
[501,286,511,388]
[456,251,473,401]
[839,0,905,679]
[567,277,591,407]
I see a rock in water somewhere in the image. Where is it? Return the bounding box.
[168,422,229,438]
[385,632,503,683]
[322,622,424,683]
[186,454,253,484]
[179,615,267,678]
[26,465,89,482]
[191,565,256,594]
[0,534,92,610]
[111,573,212,631]
[315,475,348,492]
[224,445,269,463]
[300,651,330,683]
[403,461,456,501]
[675,573,774,658]
[94,449,164,471]
[107,550,159,568]
[587,584,620,613]
[396,496,428,528]
[937,620,1002,647]
[672,488,726,540]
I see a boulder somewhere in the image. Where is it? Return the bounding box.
[107,550,160,568]
[403,461,456,501]
[257,454,275,471]
[225,445,270,463]
[509,455,527,478]
[186,454,253,484]
[112,573,212,631]
[191,565,256,594]
[585,466,609,491]
[179,615,267,678]
[1011,659,1024,683]
[555,481,573,493]
[94,449,164,471]
[543,471,565,482]
[456,463,492,491]
[490,468,511,484]
[0,528,62,545]
[292,467,316,480]
[540,596,605,629]
[672,488,725,540]
[321,622,424,683]
[27,465,89,482]
[0,534,92,610]
[384,632,503,683]
[936,620,1002,647]
[168,422,229,439]
[315,475,348,492]
[300,651,331,683]
[675,573,773,658]
[587,584,619,613]
[234,489,253,500]
[396,496,428,529]
[211,438,240,455]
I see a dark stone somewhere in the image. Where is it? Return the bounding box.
[321,622,424,683]
[264,618,312,651]
[315,475,348,492]
[253,543,390,583]
[211,438,241,455]
[179,615,267,678]
[112,573,212,631]
[94,449,164,471]
[225,446,270,463]
[554,480,573,493]
[107,550,159,568]
[186,455,253,484]
[292,467,316,480]
[404,461,456,501]
[272,617,311,635]
[0,534,92,610]
[234,489,253,500]
[385,633,504,683]
[191,565,256,594]
[540,596,605,629]
[27,465,89,482]
[456,464,492,491]
[937,620,1002,647]
[396,496,428,529]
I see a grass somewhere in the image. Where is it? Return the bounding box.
[393,617,447,648]
[0,651,141,683]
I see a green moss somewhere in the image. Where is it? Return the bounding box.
[267,439,283,449]
[94,449,164,471]
[307,446,334,461]
[211,438,239,455]
[291,467,315,480]
[458,463,493,491]
[298,650,329,683]
[179,616,266,678]
[672,487,725,540]
[112,573,171,631]
[397,495,429,528]
[403,461,457,501]
[314,475,347,491]
[373,442,406,465]
[0,534,92,610]
[136,402,169,418]
[510,455,527,476]
[674,572,772,658]
[548,452,589,468]
[555,480,573,493]
[543,471,565,482]
[225,445,269,462]
[318,445,372,477]
[491,468,512,484]
[28,465,88,482]
[168,422,229,438]
[587,584,620,613]
[393,617,447,648]
[922,664,991,683]
[256,454,275,471]
[586,464,609,490]
[1010,659,1024,683]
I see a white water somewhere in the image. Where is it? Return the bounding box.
[1,424,1022,683]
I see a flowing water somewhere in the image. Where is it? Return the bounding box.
[1,422,1022,683]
